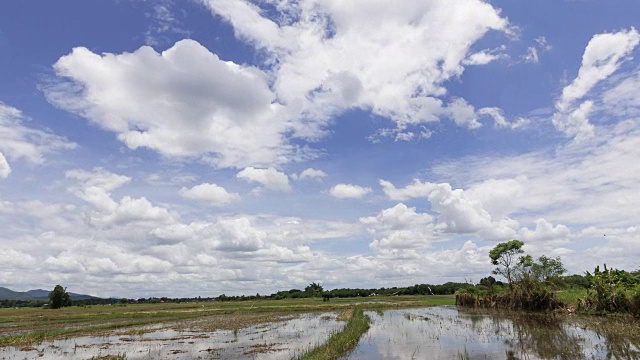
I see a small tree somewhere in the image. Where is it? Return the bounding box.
[48,285,72,309]
[489,240,526,289]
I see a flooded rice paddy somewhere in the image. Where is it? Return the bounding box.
[2,305,639,359]
[0,312,344,359]
[347,306,640,359]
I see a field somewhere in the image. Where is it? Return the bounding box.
[0,295,454,348]
[2,294,640,359]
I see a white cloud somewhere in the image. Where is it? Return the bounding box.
[522,37,551,64]
[295,168,327,181]
[518,218,570,244]
[0,102,76,164]
[179,183,240,207]
[477,107,529,129]
[523,46,539,64]
[66,167,175,228]
[330,183,372,199]
[236,167,291,192]
[379,179,519,238]
[602,68,640,117]
[144,0,191,46]
[66,167,131,211]
[380,179,436,201]
[0,152,10,178]
[44,40,301,168]
[427,183,494,234]
[432,119,640,230]
[202,0,510,135]
[445,98,482,129]
[92,196,175,228]
[553,28,640,140]
[465,178,524,220]
[463,50,505,66]
[361,203,437,250]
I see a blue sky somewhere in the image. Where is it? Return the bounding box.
[1,0,639,298]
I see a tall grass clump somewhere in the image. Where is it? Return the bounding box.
[296,307,370,360]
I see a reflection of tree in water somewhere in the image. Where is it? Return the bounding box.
[501,314,583,360]
[455,308,640,359]
[586,317,640,360]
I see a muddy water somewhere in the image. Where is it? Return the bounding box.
[346,306,640,360]
[0,312,343,359]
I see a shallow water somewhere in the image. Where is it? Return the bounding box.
[0,312,343,359]
[345,306,640,360]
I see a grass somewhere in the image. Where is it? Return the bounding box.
[0,295,454,347]
[555,288,588,306]
[295,307,370,360]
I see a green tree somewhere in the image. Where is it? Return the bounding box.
[532,255,566,283]
[305,282,324,297]
[489,240,526,289]
[48,285,72,309]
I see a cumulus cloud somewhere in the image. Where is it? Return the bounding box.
[44,40,300,168]
[380,179,436,201]
[361,203,437,250]
[0,102,76,164]
[179,183,240,207]
[380,179,519,238]
[66,167,175,227]
[295,168,327,181]
[330,183,372,199]
[202,0,511,136]
[66,167,131,211]
[518,218,570,244]
[553,28,640,140]
[236,167,291,192]
[0,152,10,178]
[44,1,514,169]
[445,98,482,129]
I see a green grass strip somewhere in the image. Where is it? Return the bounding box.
[296,307,370,360]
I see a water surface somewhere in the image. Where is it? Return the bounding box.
[346,306,640,360]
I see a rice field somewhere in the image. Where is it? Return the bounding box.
[1,296,639,359]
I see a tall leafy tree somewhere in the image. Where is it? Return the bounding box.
[489,240,526,289]
[48,285,72,309]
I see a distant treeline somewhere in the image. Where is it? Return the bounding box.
[0,271,622,308]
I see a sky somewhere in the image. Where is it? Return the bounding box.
[1,0,639,298]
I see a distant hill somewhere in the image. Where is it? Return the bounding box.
[0,287,99,301]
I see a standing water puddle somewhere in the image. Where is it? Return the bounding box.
[346,305,640,359]
[0,312,343,359]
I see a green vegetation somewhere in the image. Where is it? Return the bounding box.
[578,264,640,315]
[296,307,370,360]
[48,285,72,309]
[459,239,640,315]
[459,240,566,311]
